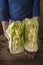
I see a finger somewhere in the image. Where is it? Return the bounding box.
[4,33,10,41]
[5,34,10,41]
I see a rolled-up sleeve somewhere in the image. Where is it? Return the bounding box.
[32,0,40,17]
[0,0,9,21]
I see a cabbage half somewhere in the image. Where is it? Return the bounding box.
[6,21,24,54]
[24,18,39,52]
[6,18,39,54]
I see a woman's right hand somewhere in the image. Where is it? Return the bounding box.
[1,21,10,41]
[4,32,10,41]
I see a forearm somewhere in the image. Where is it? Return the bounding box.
[1,21,9,33]
[1,21,10,40]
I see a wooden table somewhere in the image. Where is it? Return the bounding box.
[0,35,43,65]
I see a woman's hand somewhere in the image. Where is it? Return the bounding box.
[4,31,10,41]
[1,21,10,41]
[33,17,40,21]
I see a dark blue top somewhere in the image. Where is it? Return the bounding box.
[0,0,40,21]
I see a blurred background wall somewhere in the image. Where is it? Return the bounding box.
[39,0,43,38]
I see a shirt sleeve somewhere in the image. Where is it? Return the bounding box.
[32,0,40,17]
[0,0,9,21]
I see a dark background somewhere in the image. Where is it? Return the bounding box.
[39,0,43,38]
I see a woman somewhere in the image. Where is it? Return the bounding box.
[0,0,40,40]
